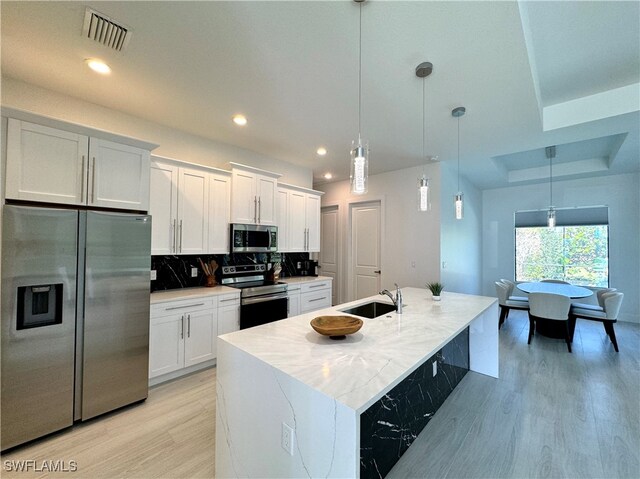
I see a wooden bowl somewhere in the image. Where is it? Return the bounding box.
[311,315,363,340]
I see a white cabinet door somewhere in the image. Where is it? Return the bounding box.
[277,189,289,252]
[208,172,231,253]
[300,289,332,313]
[6,119,88,205]
[288,191,306,252]
[149,161,179,255]
[306,194,321,252]
[288,289,301,317]
[256,175,277,225]
[149,314,185,378]
[177,167,209,254]
[88,138,150,211]
[231,170,257,224]
[218,303,240,336]
[184,308,217,368]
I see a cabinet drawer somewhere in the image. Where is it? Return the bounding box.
[300,290,332,313]
[300,280,331,293]
[218,293,240,306]
[151,297,215,317]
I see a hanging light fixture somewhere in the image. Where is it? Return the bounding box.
[416,61,433,212]
[350,0,368,195]
[452,106,466,220]
[546,145,557,228]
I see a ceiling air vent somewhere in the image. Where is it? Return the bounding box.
[82,8,131,52]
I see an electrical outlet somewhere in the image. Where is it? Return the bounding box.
[432,361,437,377]
[150,270,157,281]
[191,267,198,277]
[281,423,294,456]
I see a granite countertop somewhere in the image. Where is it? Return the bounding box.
[278,275,332,285]
[150,285,239,304]
[219,287,496,412]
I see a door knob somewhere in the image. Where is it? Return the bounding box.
[374,270,381,274]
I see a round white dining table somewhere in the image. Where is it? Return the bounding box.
[517,282,593,299]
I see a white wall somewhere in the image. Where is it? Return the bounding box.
[440,161,483,295]
[318,164,442,303]
[1,77,312,187]
[482,172,640,323]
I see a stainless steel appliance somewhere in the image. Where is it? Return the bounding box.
[230,223,278,253]
[1,205,151,450]
[221,264,288,329]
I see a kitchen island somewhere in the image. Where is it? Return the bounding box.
[215,287,498,478]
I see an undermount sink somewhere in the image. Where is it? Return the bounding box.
[340,301,397,319]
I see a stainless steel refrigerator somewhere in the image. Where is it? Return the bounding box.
[1,205,151,450]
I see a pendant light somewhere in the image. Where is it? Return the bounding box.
[416,61,433,212]
[546,146,556,228]
[350,0,368,195]
[452,106,466,220]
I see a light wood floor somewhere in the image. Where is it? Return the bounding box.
[2,311,639,479]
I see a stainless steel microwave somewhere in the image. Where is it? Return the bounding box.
[230,224,278,253]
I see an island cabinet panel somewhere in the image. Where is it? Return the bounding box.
[359,328,470,479]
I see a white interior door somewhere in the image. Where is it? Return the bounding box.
[320,206,339,305]
[350,202,381,301]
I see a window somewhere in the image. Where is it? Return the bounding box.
[515,225,609,287]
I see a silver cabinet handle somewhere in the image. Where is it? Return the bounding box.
[171,219,176,253]
[91,157,97,203]
[254,196,257,223]
[219,298,238,303]
[179,220,183,253]
[180,315,184,339]
[309,296,327,302]
[308,283,325,289]
[187,314,191,338]
[80,155,86,203]
[166,302,205,310]
[306,228,309,250]
[289,287,301,292]
[258,197,261,224]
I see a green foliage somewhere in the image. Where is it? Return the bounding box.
[515,225,608,287]
[426,282,444,295]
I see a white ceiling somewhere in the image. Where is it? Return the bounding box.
[1,1,638,190]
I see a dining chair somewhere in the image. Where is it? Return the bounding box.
[500,279,528,302]
[528,292,573,352]
[571,287,616,312]
[495,281,529,329]
[570,292,624,352]
[541,279,570,284]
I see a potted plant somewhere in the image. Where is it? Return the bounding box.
[426,282,444,301]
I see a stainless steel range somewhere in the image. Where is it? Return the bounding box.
[221,264,288,329]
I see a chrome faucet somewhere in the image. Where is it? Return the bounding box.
[379,283,403,314]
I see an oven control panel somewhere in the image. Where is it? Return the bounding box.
[222,264,267,275]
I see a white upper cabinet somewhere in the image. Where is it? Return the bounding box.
[208,172,231,253]
[230,163,280,226]
[149,159,209,255]
[177,167,209,255]
[149,161,179,255]
[5,118,154,210]
[277,189,289,252]
[88,138,150,211]
[277,184,323,253]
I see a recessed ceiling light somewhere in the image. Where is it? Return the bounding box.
[324,173,333,180]
[85,58,111,74]
[317,147,327,156]
[232,114,247,126]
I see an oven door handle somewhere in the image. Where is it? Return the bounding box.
[241,292,289,306]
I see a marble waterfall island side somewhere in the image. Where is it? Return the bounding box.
[215,288,499,478]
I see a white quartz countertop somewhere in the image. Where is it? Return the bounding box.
[279,275,332,285]
[150,285,239,304]
[219,287,496,412]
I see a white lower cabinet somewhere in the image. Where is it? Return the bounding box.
[149,298,216,379]
[287,279,333,317]
[287,286,301,317]
[217,293,241,335]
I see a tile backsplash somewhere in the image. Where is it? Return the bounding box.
[151,252,310,292]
